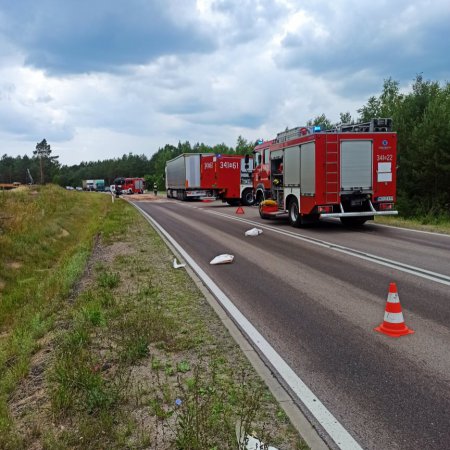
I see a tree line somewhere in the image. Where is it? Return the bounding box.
[1,75,449,218]
[0,138,254,190]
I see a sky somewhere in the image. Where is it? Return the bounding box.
[0,0,449,166]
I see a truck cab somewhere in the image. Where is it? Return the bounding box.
[253,140,273,203]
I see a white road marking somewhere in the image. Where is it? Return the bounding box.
[133,203,363,450]
[206,210,450,286]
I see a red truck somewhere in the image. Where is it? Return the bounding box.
[112,177,145,195]
[255,118,398,226]
[165,153,254,205]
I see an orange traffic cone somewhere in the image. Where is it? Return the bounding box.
[235,206,245,214]
[374,283,414,338]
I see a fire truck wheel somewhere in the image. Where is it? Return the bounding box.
[241,188,255,206]
[255,191,264,205]
[288,200,302,227]
[340,217,369,227]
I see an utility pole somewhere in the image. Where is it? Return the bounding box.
[27,168,34,185]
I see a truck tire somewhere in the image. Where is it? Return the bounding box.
[340,217,370,227]
[255,190,264,205]
[241,188,255,206]
[288,199,303,227]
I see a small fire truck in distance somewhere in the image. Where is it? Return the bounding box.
[165,153,254,205]
[112,177,145,195]
[254,118,398,226]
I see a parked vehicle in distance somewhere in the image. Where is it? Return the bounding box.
[112,177,145,194]
[82,179,94,191]
[75,187,83,191]
[65,186,74,190]
[82,179,105,191]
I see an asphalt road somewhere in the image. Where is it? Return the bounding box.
[135,198,450,450]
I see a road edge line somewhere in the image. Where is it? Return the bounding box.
[132,202,362,450]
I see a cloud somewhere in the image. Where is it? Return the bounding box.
[0,0,216,74]
[274,0,450,93]
[0,66,74,141]
[0,0,449,166]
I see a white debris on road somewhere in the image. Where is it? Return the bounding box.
[245,227,263,237]
[210,254,234,265]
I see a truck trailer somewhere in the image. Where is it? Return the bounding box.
[82,179,105,191]
[82,179,94,191]
[255,118,398,226]
[165,153,254,205]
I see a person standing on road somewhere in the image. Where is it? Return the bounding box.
[153,183,158,196]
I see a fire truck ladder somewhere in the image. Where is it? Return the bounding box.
[325,134,339,203]
[330,118,392,133]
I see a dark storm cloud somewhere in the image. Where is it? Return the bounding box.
[0,0,215,74]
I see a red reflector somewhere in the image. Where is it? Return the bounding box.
[379,203,394,210]
[318,205,332,213]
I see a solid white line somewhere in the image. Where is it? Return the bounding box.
[133,204,363,450]
[206,210,450,286]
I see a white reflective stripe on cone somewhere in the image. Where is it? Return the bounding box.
[384,312,405,323]
[387,293,400,303]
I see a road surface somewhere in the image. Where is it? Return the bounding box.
[134,198,450,450]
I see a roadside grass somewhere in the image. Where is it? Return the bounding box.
[375,214,450,234]
[0,187,306,449]
[0,186,113,444]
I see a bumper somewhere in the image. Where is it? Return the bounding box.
[320,210,398,218]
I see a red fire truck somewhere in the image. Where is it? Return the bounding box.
[112,177,145,195]
[165,153,254,205]
[255,118,398,226]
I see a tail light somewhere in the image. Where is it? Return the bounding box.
[379,203,394,211]
[318,205,332,213]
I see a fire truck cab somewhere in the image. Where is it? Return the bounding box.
[113,177,145,195]
[254,118,398,226]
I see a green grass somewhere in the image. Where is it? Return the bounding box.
[0,185,307,449]
[0,186,116,448]
[375,214,450,234]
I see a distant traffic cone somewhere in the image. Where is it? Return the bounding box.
[374,283,414,338]
[235,206,245,214]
